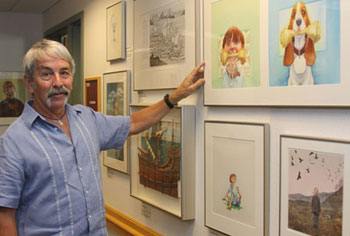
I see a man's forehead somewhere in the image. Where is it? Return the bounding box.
[36,57,70,70]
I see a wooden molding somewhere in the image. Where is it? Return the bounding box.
[105,204,163,236]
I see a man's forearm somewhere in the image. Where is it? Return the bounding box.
[0,207,17,236]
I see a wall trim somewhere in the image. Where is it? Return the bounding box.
[105,204,162,236]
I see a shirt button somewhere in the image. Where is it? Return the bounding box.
[88,215,92,219]
[79,167,83,171]
[86,190,89,195]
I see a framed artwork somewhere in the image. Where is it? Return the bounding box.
[106,0,126,61]
[102,71,129,173]
[84,76,101,112]
[280,135,350,236]
[133,0,196,90]
[0,72,26,118]
[205,121,270,235]
[130,104,195,220]
[204,0,350,107]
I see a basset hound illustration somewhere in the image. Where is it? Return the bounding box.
[280,1,321,85]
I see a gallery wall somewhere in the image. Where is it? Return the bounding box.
[42,0,350,236]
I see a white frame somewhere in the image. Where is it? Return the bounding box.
[102,71,130,173]
[203,0,350,107]
[280,135,350,236]
[205,121,270,235]
[133,0,196,90]
[106,0,126,61]
[129,104,195,220]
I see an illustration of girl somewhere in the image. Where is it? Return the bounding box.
[223,173,242,209]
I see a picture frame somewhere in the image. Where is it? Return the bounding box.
[280,135,350,236]
[102,71,130,173]
[204,121,270,235]
[129,104,195,220]
[106,0,126,61]
[203,0,349,107]
[84,76,101,112]
[133,0,196,90]
[0,72,26,118]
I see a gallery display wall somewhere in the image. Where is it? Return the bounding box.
[27,0,350,235]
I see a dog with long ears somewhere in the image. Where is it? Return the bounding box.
[282,1,319,86]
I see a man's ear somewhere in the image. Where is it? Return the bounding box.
[23,75,35,94]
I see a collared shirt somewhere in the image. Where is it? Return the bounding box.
[0,100,130,236]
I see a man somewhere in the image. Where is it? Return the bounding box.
[0,39,205,236]
[0,81,24,117]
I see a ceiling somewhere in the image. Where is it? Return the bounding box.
[0,0,61,13]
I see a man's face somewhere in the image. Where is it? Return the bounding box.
[3,84,15,99]
[27,57,73,112]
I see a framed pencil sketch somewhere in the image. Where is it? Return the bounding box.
[84,76,101,112]
[106,0,126,61]
[204,0,350,107]
[129,104,195,220]
[102,71,129,173]
[133,0,196,90]
[205,121,270,235]
[280,135,350,236]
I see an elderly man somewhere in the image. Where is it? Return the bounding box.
[0,81,24,117]
[0,39,205,236]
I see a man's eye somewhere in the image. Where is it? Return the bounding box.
[40,72,53,80]
[60,71,71,78]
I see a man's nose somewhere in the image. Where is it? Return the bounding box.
[52,73,63,86]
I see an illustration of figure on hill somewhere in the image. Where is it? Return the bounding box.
[220,26,247,88]
[223,173,242,210]
[311,187,321,229]
[0,81,24,117]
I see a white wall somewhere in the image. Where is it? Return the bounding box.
[43,1,350,236]
[0,12,42,72]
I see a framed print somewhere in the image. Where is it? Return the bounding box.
[84,76,101,112]
[130,104,195,220]
[205,121,270,236]
[280,135,350,236]
[102,71,129,173]
[106,0,126,61]
[0,72,26,117]
[133,0,196,90]
[204,0,350,107]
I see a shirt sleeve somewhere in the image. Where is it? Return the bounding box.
[92,111,131,150]
[0,137,25,208]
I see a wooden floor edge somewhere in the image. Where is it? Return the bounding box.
[105,204,163,236]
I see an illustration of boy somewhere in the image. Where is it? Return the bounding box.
[223,173,242,209]
[311,187,321,229]
[220,26,246,88]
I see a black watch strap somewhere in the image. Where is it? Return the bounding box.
[164,94,177,109]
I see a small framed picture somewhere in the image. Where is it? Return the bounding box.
[84,76,101,112]
[280,135,350,236]
[205,121,270,235]
[129,104,196,220]
[102,71,129,173]
[106,0,126,61]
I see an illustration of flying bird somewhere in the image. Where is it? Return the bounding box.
[309,152,314,156]
[306,168,310,173]
[299,157,303,163]
[297,171,301,180]
[314,154,318,160]
[291,161,294,166]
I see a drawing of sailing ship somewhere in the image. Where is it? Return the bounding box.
[137,120,181,198]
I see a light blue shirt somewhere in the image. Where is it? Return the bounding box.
[222,65,245,88]
[0,100,130,236]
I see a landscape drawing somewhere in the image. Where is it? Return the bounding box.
[137,120,181,198]
[149,2,185,67]
[288,148,343,235]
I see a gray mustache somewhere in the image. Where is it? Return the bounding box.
[47,87,70,98]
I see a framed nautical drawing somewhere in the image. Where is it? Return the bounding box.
[106,0,126,61]
[84,76,101,112]
[102,71,130,173]
[203,0,350,107]
[280,135,350,236]
[205,121,270,235]
[133,0,196,90]
[129,104,195,220]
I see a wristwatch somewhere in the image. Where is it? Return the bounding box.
[164,94,177,109]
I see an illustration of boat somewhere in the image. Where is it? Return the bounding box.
[137,120,180,198]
